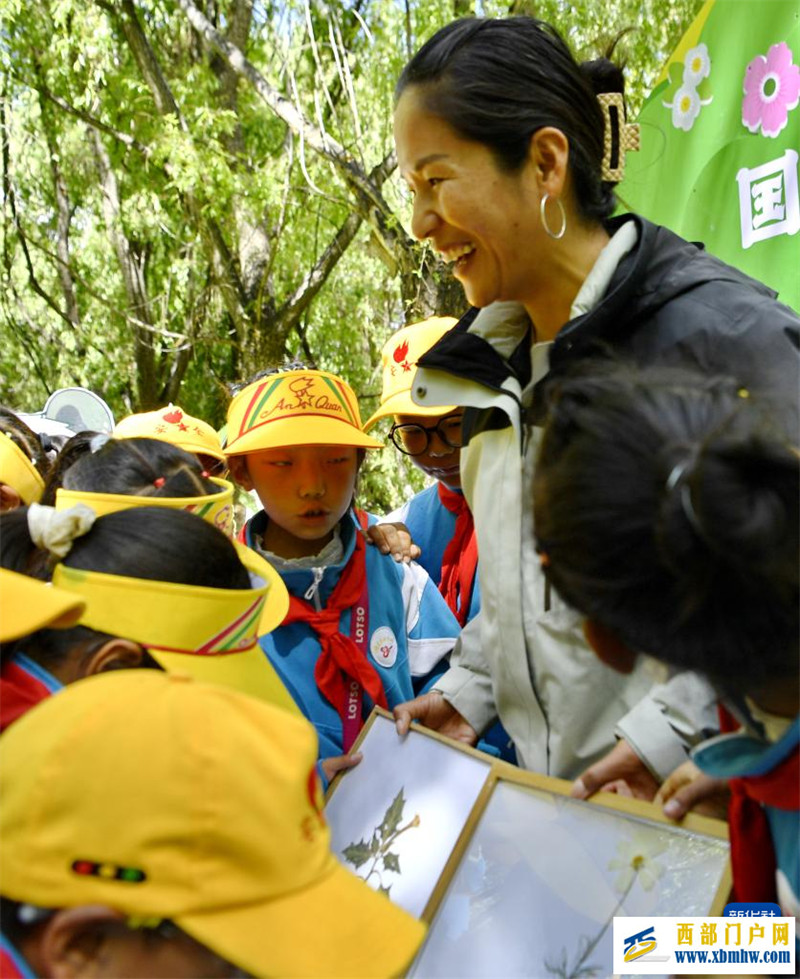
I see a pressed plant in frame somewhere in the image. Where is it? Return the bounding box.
[342,787,421,896]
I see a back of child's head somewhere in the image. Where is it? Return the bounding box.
[62,436,216,498]
[0,506,251,672]
[533,363,799,693]
[40,430,101,505]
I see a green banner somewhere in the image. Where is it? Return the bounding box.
[620,0,800,312]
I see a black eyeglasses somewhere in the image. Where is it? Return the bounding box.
[389,414,464,457]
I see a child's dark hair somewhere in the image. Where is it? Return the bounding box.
[533,363,799,692]
[396,17,626,223]
[0,506,251,671]
[62,437,217,498]
[40,431,100,506]
[0,406,50,480]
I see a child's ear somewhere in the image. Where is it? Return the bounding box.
[84,639,146,677]
[582,619,638,674]
[0,483,22,511]
[38,905,127,978]
[227,455,254,490]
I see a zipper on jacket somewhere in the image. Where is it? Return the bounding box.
[544,576,551,613]
[304,568,324,611]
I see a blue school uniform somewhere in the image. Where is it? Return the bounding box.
[693,715,799,926]
[387,484,481,624]
[243,510,459,761]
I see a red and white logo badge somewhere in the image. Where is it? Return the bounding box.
[370,626,398,668]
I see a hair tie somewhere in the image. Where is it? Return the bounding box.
[597,92,640,182]
[153,477,166,489]
[27,502,96,559]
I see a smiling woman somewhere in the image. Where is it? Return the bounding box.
[390,17,800,801]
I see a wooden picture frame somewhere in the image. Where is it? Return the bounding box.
[325,708,730,978]
[412,766,730,979]
[324,708,494,919]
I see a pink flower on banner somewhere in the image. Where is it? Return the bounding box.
[742,42,800,138]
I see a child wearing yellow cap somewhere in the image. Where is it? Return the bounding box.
[0,407,50,511]
[50,435,236,536]
[114,404,228,477]
[365,317,480,626]
[367,320,517,763]
[0,505,295,731]
[226,365,460,781]
[0,670,425,978]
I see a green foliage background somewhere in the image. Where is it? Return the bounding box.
[0,0,701,510]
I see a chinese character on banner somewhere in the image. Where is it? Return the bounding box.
[737,150,800,247]
[620,0,800,312]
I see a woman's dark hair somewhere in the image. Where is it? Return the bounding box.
[0,506,251,669]
[396,17,626,222]
[0,406,50,480]
[62,436,217,498]
[533,363,799,692]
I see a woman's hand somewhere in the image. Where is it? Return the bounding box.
[655,760,730,821]
[365,522,421,563]
[394,691,478,745]
[321,751,363,784]
[571,738,660,801]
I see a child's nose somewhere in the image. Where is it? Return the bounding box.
[428,431,455,458]
[298,463,326,497]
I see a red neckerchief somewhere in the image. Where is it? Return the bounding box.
[437,483,478,627]
[281,515,388,748]
[0,937,32,979]
[0,658,53,733]
[718,705,800,902]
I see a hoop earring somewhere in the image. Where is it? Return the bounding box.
[540,193,567,240]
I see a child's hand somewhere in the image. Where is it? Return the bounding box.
[365,522,421,563]
[571,738,660,801]
[655,760,730,821]
[394,692,478,745]
[321,751,363,783]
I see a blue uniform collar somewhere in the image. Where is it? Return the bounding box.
[1,933,37,978]
[245,511,358,603]
[692,715,800,780]
[10,653,63,693]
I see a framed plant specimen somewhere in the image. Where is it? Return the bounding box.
[410,767,731,979]
[325,709,730,977]
[325,708,494,918]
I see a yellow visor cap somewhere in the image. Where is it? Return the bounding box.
[0,433,45,505]
[225,370,383,456]
[364,316,459,430]
[55,477,235,537]
[114,406,226,463]
[51,543,296,714]
[0,671,425,979]
[0,569,86,642]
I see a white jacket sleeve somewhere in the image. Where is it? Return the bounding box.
[614,671,720,781]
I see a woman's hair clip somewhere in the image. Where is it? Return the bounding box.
[597,92,640,183]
